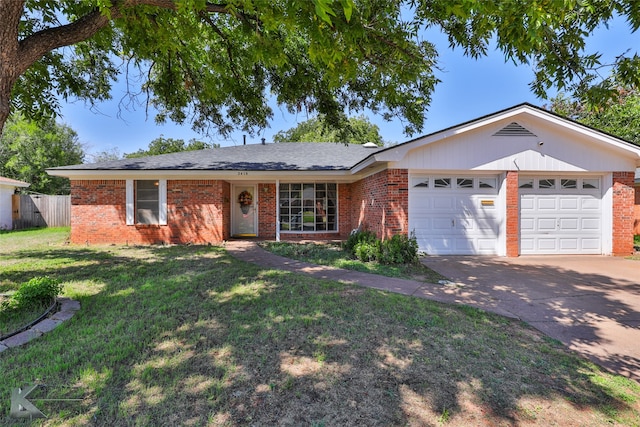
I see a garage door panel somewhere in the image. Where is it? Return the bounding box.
[537,218,556,231]
[558,218,579,231]
[537,198,557,210]
[432,218,453,230]
[520,218,534,231]
[581,238,600,250]
[537,239,558,251]
[582,199,600,210]
[581,218,600,230]
[559,198,579,209]
[520,197,535,210]
[520,177,602,255]
[433,197,455,210]
[559,239,579,250]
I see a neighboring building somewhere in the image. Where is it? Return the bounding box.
[0,176,30,230]
[48,104,640,256]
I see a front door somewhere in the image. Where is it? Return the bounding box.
[232,185,257,236]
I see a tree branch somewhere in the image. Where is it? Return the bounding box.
[15,0,237,76]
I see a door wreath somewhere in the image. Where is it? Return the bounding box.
[238,190,253,214]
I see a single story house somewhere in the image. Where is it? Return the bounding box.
[0,176,30,230]
[48,103,640,256]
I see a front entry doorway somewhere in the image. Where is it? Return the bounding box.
[232,185,257,237]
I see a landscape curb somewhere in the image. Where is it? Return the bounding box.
[0,298,80,353]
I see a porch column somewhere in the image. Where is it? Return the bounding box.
[506,171,520,257]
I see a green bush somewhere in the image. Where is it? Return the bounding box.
[354,240,381,262]
[380,233,419,264]
[11,276,62,308]
[344,229,378,254]
[345,230,418,265]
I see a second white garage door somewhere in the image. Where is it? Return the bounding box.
[519,176,602,254]
[409,175,501,255]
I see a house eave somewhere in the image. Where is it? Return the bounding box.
[46,168,362,183]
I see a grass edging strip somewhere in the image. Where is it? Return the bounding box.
[0,298,59,341]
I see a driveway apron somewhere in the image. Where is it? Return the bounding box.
[421,255,640,381]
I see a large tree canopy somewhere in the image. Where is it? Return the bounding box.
[548,85,640,146]
[273,115,386,145]
[125,136,219,158]
[0,113,84,194]
[2,1,640,141]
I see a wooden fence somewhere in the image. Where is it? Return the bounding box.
[11,194,70,229]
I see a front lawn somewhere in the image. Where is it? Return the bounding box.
[1,228,639,426]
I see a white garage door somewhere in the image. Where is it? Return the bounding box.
[519,177,602,254]
[409,175,501,255]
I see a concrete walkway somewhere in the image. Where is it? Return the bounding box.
[225,240,640,380]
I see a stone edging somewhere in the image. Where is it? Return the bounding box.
[0,298,80,353]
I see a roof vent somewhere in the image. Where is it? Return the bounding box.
[363,142,379,148]
[493,122,537,137]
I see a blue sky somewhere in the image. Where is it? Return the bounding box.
[58,16,640,159]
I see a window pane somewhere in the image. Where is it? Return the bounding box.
[457,178,473,188]
[434,178,451,188]
[561,179,577,189]
[583,179,599,189]
[479,178,496,189]
[279,183,337,232]
[519,178,533,189]
[136,180,159,224]
[539,179,555,189]
[413,179,429,188]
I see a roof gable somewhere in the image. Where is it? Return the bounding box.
[354,103,640,172]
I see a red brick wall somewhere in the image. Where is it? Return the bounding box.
[70,179,229,245]
[505,171,520,257]
[258,183,276,239]
[612,172,635,255]
[349,169,409,240]
[634,184,640,235]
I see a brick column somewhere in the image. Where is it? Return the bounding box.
[505,171,520,257]
[612,172,635,256]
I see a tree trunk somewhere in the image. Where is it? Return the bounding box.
[0,0,23,136]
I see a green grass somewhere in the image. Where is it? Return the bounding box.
[1,228,640,426]
[260,241,448,283]
[635,234,640,246]
[0,297,54,337]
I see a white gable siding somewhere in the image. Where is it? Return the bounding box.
[392,117,637,173]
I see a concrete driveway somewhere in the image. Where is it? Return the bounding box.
[421,255,640,380]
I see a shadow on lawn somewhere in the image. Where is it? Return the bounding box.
[0,244,638,425]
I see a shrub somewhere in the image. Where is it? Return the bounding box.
[344,229,378,254]
[379,233,419,265]
[345,230,418,265]
[11,276,62,308]
[354,240,381,262]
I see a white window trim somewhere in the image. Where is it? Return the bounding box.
[126,180,134,225]
[126,179,167,226]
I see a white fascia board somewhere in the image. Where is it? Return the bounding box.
[46,168,359,183]
[522,108,640,159]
